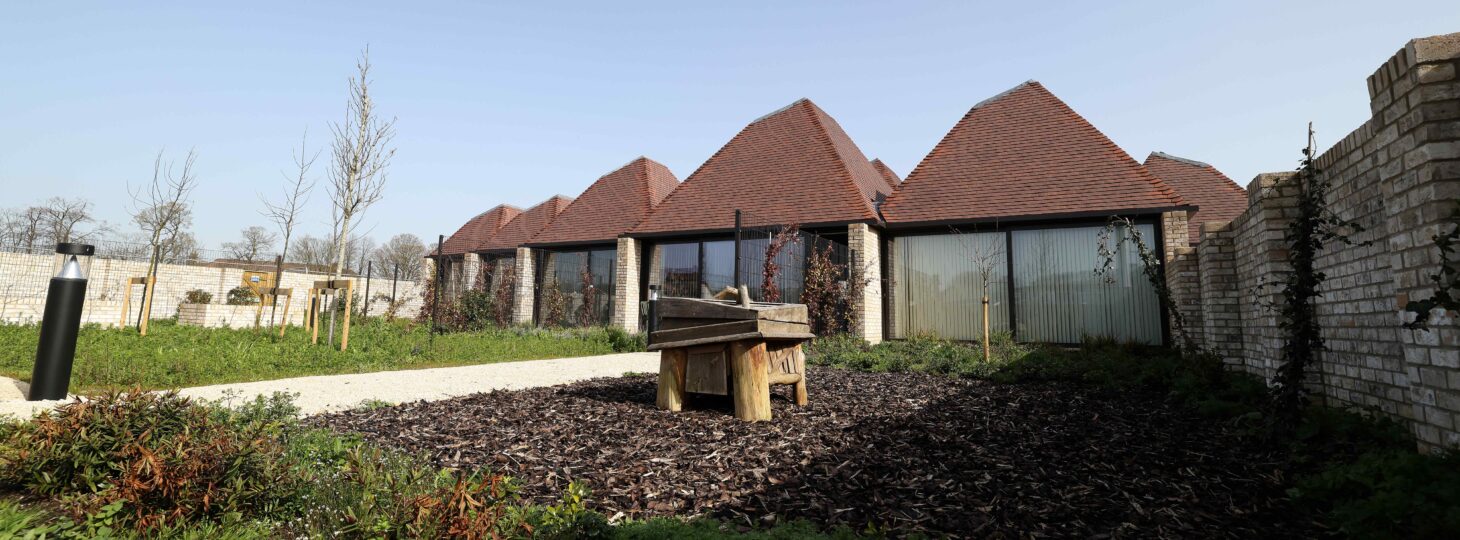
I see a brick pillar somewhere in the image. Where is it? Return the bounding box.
[463,253,483,291]
[1159,210,1191,262]
[1234,172,1300,381]
[1377,34,1460,450]
[611,237,641,334]
[848,223,884,344]
[512,247,535,325]
[1196,221,1244,366]
[1168,246,1202,348]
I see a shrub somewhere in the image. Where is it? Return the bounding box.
[182,289,212,304]
[460,288,496,330]
[606,326,646,353]
[226,286,259,305]
[0,390,294,532]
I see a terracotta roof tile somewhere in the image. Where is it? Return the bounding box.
[1143,152,1248,241]
[528,157,680,246]
[871,158,902,186]
[882,81,1185,226]
[439,204,521,256]
[480,195,573,252]
[629,98,889,235]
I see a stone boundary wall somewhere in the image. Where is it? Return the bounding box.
[1172,33,1460,450]
[0,251,425,327]
[178,303,309,329]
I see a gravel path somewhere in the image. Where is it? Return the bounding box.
[0,352,659,418]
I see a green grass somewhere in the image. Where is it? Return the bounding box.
[0,319,637,393]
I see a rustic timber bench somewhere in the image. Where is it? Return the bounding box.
[647,294,814,422]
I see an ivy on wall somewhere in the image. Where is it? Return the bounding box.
[1402,201,1460,331]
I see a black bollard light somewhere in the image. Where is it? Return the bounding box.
[29,243,94,401]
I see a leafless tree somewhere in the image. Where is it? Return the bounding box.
[327,47,396,280]
[130,149,199,327]
[38,197,97,244]
[262,131,318,268]
[953,225,1005,361]
[222,226,278,261]
[372,233,427,280]
[289,234,334,268]
[0,206,47,250]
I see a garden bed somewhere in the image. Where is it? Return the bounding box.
[314,368,1323,537]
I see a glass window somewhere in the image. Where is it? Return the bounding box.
[1011,224,1161,344]
[536,249,617,327]
[739,233,807,303]
[657,243,699,298]
[701,240,735,297]
[891,233,1009,341]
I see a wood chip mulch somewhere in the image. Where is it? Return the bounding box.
[310,368,1325,538]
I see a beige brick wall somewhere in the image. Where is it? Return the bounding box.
[1172,33,1460,451]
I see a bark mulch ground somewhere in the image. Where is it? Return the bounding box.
[311,368,1325,538]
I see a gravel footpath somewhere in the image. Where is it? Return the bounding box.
[0,352,659,418]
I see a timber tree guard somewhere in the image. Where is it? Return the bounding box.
[119,276,155,336]
[309,279,354,351]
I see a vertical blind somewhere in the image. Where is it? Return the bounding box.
[1011,225,1161,344]
[892,223,1162,344]
[536,249,616,326]
[890,232,1009,341]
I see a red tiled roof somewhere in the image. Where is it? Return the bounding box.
[439,204,521,256]
[528,157,680,246]
[882,81,1186,226]
[1143,152,1248,241]
[629,98,889,235]
[480,195,574,252]
[871,158,902,186]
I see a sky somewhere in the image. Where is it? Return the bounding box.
[2,1,1457,251]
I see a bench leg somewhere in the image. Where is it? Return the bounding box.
[730,340,772,421]
[656,348,687,411]
[793,343,808,406]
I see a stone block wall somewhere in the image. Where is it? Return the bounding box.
[1170,32,1460,451]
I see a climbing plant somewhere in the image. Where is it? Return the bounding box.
[1096,216,1197,353]
[578,268,600,327]
[1402,201,1460,330]
[760,224,800,303]
[1268,126,1366,433]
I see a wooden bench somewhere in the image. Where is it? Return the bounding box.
[649,291,813,421]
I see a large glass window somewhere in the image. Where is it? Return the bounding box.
[891,232,1009,341]
[701,240,735,296]
[650,235,834,302]
[657,243,699,298]
[536,249,615,327]
[1011,224,1161,344]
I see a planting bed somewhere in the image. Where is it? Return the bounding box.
[313,368,1323,537]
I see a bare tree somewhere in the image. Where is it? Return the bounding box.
[0,206,47,251]
[130,149,199,330]
[262,131,318,269]
[222,226,278,261]
[372,233,426,280]
[953,225,1005,361]
[38,197,96,244]
[327,47,396,280]
[289,234,334,268]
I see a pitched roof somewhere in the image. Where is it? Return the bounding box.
[439,204,521,256]
[629,98,890,235]
[528,157,680,246]
[1143,152,1248,240]
[871,159,902,186]
[882,81,1186,226]
[480,195,574,252]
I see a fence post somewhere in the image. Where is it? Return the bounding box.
[391,263,398,307]
[363,261,372,319]
[432,234,443,344]
[733,209,742,289]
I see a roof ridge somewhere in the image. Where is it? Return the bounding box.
[801,100,880,222]
[1026,84,1185,206]
[1148,151,1212,168]
[968,79,1038,112]
[748,97,810,126]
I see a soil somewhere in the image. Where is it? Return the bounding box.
[311,368,1324,538]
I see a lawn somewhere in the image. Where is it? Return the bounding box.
[0,318,641,393]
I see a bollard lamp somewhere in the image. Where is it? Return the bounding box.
[29,243,94,400]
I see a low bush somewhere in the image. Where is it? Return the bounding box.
[225,286,258,305]
[182,289,212,304]
[606,326,646,353]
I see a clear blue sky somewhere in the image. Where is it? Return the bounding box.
[2,1,1456,249]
